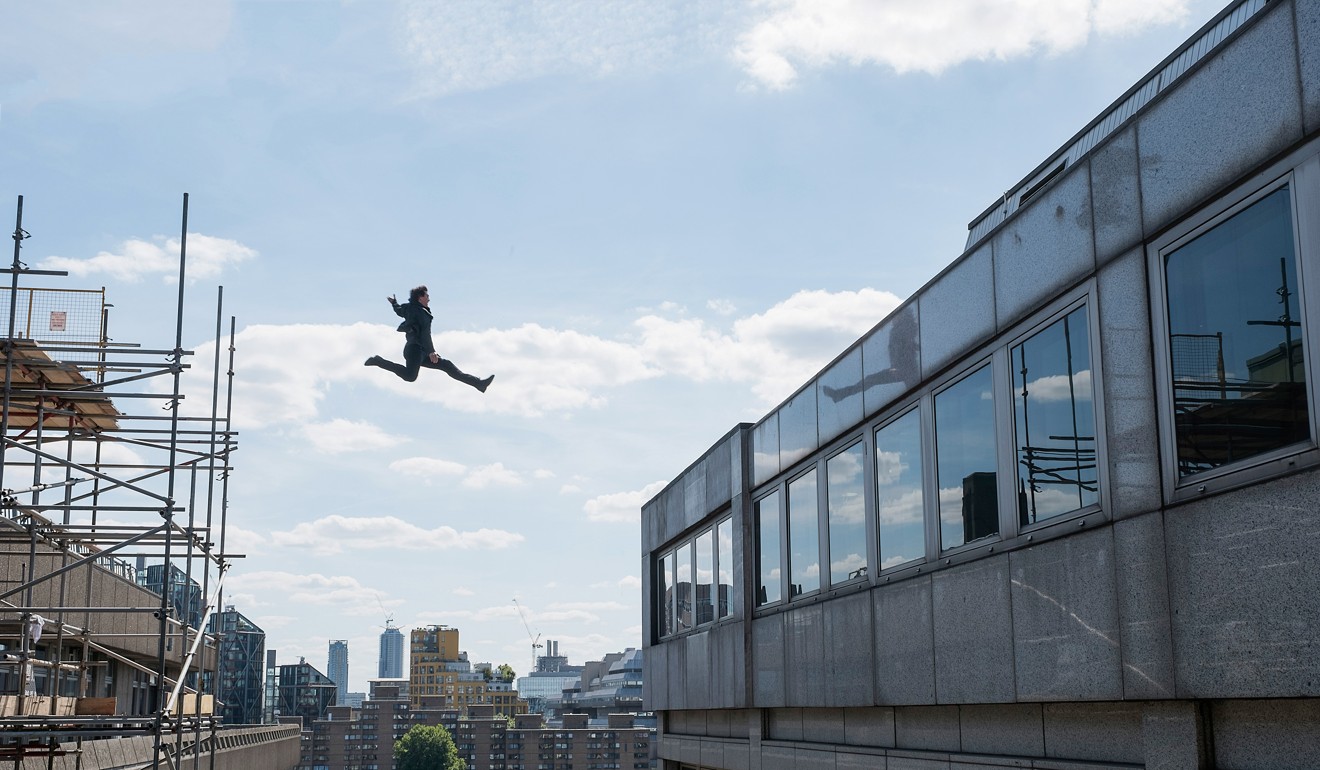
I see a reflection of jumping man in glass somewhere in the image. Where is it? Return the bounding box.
[822,307,919,402]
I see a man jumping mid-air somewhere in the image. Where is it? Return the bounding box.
[365,285,494,393]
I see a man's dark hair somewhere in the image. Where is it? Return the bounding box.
[409,285,428,302]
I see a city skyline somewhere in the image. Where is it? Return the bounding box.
[0,0,1225,692]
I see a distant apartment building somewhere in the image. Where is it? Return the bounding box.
[327,640,349,705]
[278,659,337,724]
[642,1,1320,767]
[378,625,404,678]
[408,624,527,716]
[306,690,653,770]
[207,606,266,725]
[139,561,205,631]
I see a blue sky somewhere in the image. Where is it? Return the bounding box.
[2,0,1224,692]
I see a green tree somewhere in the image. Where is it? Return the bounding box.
[394,724,465,770]
[496,663,516,683]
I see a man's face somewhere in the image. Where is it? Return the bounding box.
[418,291,430,308]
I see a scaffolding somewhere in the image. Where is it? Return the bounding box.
[0,194,240,770]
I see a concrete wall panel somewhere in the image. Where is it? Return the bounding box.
[875,578,937,705]
[1096,247,1160,520]
[752,614,786,707]
[894,705,959,752]
[843,706,896,748]
[993,165,1095,329]
[1009,528,1123,702]
[1165,472,1320,698]
[958,703,1045,757]
[1293,0,1320,135]
[919,245,995,380]
[932,559,1015,704]
[1137,3,1303,235]
[1112,512,1176,699]
[1212,698,1320,770]
[823,591,875,706]
[784,604,827,705]
[683,631,712,710]
[818,347,864,447]
[1089,127,1143,266]
[1041,702,1143,764]
[861,303,921,419]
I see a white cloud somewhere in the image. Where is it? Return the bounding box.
[617,575,642,589]
[39,233,256,283]
[390,456,468,479]
[734,0,1191,89]
[533,469,555,480]
[560,484,582,494]
[584,480,668,523]
[707,299,737,316]
[303,419,406,454]
[270,514,525,555]
[462,462,524,489]
[547,601,629,612]
[397,1,737,98]
[175,287,901,429]
[453,586,476,596]
[1022,370,1092,403]
[877,487,924,526]
[227,571,388,616]
[635,288,901,403]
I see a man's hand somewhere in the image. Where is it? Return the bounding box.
[429,352,440,364]
[387,294,397,305]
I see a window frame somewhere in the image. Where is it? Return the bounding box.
[1003,290,1107,535]
[823,438,871,590]
[872,402,928,578]
[785,465,822,600]
[1149,156,1320,503]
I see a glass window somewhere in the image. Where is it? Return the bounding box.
[675,542,693,632]
[1012,306,1098,524]
[935,365,999,550]
[755,492,781,607]
[826,443,867,585]
[1164,185,1308,477]
[694,529,714,626]
[658,552,673,637]
[875,409,925,569]
[787,469,820,598]
[717,517,734,618]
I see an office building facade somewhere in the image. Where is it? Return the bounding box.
[208,607,267,725]
[328,640,349,706]
[379,626,404,679]
[642,1,1320,768]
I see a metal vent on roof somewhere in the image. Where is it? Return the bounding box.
[964,0,1268,251]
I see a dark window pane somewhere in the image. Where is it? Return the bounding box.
[1165,186,1308,476]
[875,409,925,569]
[658,552,673,637]
[936,365,999,549]
[717,518,734,618]
[695,529,714,625]
[755,492,781,607]
[675,542,693,632]
[827,443,867,584]
[788,470,820,597]
[1012,306,1098,523]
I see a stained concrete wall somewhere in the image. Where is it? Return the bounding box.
[15,724,301,770]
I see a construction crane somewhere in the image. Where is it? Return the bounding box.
[512,598,543,673]
[376,594,396,630]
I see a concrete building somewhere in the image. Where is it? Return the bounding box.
[209,606,267,725]
[555,648,646,725]
[408,624,527,716]
[642,1,1320,768]
[328,640,349,706]
[139,562,205,631]
[378,626,404,679]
